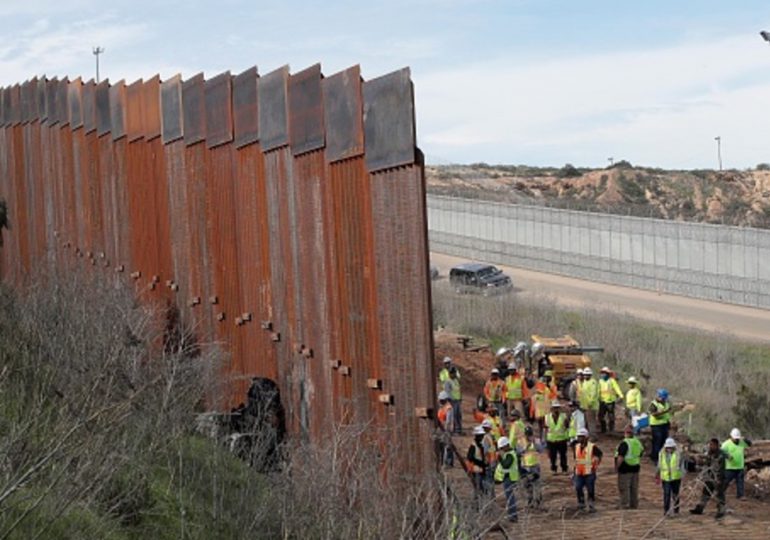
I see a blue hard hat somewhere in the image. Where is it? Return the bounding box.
[657,388,669,399]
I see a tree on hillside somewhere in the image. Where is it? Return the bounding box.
[558,163,582,178]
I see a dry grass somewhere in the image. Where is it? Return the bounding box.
[432,283,770,440]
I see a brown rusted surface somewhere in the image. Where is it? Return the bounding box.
[0,65,436,479]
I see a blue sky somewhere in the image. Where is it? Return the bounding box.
[3,0,770,169]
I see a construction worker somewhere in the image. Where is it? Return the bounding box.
[648,388,671,464]
[519,426,544,509]
[579,367,599,435]
[530,374,556,442]
[572,427,603,512]
[466,426,491,501]
[444,367,463,434]
[690,438,727,519]
[484,406,504,442]
[438,356,458,384]
[598,367,623,433]
[504,364,529,418]
[484,368,506,419]
[567,368,583,404]
[568,401,586,443]
[494,437,519,523]
[545,401,569,475]
[437,391,455,467]
[656,437,685,516]
[625,376,643,433]
[722,427,752,499]
[481,419,497,494]
[614,425,643,509]
[508,408,527,449]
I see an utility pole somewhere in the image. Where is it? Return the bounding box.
[714,136,722,171]
[608,157,614,167]
[92,46,105,83]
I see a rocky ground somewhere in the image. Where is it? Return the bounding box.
[427,163,770,228]
[434,331,770,539]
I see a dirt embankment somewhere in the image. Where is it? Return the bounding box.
[427,163,770,228]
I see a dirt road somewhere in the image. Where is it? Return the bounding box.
[431,252,770,344]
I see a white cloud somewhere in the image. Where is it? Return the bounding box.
[416,33,770,167]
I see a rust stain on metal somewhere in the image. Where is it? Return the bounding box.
[0,64,436,479]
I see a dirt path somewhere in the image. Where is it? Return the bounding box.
[430,251,770,344]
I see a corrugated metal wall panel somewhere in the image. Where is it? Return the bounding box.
[0,65,437,479]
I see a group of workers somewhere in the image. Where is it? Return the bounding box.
[436,354,755,524]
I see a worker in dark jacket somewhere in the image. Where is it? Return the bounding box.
[466,425,491,502]
[690,438,727,519]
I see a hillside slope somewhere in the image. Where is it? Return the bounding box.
[427,163,770,228]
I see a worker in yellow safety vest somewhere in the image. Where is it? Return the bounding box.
[648,388,671,464]
[504,364,529,418]
[614,425,643,509]
[483,406,504,442]
[579,367,599,434]
[656,437,684,516]
[545,401,569,474]
[519,426,544,508]
[722,428,752,499]
[484,368,506,419]
[507,408,527,449]
[494,437,519,523]
[625,376,643,433]
[598,366,624,434]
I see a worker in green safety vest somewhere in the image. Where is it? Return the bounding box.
[519,426,545,509]
[721,427,752,499]
[648,388,671,464]
[614,425,644,509]
[444,367,463,434]
[656,437,685,516]
[494,437,519,523]
[545,401,569,474]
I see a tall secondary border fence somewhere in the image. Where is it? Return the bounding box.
[0,66,436,477]
[427,195,770,309]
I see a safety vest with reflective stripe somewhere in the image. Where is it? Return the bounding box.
[486,415,503,441]
[482,433,497,465]
[505,374,525,400]
[626,387,642,411]
[484,379,505,403]
[599,378,623,403]
[521,441,539,468]
[574,442,597,476]
[580,379,599,410]
[531,382,552,418]
[615,437,643,466]
[494,450,520,482]
[545,413,569,442]
[649,400,671,426]
[659,450,682,481]
[437,403,452,429]
[509,419,526,447]
[568,415,578,439]
[447,377,461,401]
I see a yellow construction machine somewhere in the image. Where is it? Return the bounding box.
[530,334,603,388]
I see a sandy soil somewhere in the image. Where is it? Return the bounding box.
[430,251,770,344]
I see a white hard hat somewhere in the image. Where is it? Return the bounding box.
[600,366,610,373]
[664,438,677,449]
[576,368,584,375]
[627,376,638,384]
[438,391,449,401]
[491,368,500,375]
[497,436,511,449]
[583,367,593,375]
[481,419,493,429]
[515,341,528,350]
[531,342,544,354]
[551,401,561,408]
[508,362,516,370]
[443,356,452,364]
[730,428,742,439]
[473,426,485,435]
[577,428,589,437]
[495,347,509,358]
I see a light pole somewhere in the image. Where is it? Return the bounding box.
[92,46,105,82]
[608,157,614,167]
[714,136,722,171]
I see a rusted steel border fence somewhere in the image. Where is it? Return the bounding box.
[0,64,436,477]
